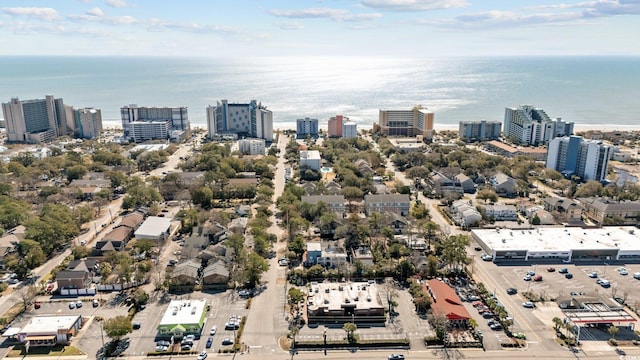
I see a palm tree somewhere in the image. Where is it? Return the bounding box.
[552,317,563,333]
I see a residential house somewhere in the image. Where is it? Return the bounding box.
[202,261,230,287]
[0,233,20,270]
[352,247,374,266]
[300,182,318,196]
[317,247,348,269]
[364,194,411,216]
[301,195,346,218]
[236,205,251,217]
[55,270,91,290]
[305,242,322,266]
[544,197,583,223]
[382,213,409,234]
[324,181,342,195]
[170,260,201,286]
[180,235,209,260]
[455,173,476,193]
[484,204,518,221]
[450,200,482,228]
[229,217,248,234]
[578,197,640,226]
[354,159,375,177]
[488,172,517,197]
[429,171,463,199]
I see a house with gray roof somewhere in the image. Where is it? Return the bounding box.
[364,194,410,216]
[488,172,517,197]
[578,197,640,226]
[202,261,230,288]
[302,195,346,218]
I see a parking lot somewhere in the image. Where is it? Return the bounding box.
[471,251,640,351]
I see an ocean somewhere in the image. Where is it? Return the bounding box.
[1,56,639,130]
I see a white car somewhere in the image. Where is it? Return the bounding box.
[523,275,532,281]
[155,345,168,352]
[209,326,217,335]
[619,269,629,276]
[197,351,208,360]
[522,302,535,308]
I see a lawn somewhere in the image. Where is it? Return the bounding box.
[7,344,84,357]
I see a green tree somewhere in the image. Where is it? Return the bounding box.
[531,214,541,225]
[243,252,269,288]
[287,235,306,257]
[72,245,92,260]
[608,325,619,340]
[18,239,46,270]
[288,287,305,315]
[477,188,498,203]
[342,322,357,343]
[103,315,133,340]
[66,165,88,182]
[426,254,438,277]
[192,186,214,209]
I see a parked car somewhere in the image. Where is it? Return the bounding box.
[206,337,213,348]
[155,345,168,352]
[76,301,83,308]
[513,333,527,340]
[474,246,482,251]
[482,312,495,319]
[533,275,543,281]
[565,273,573,279]
[481,254,493,261]
[181,344,192,351]
[197,351,208,360]
[210,326,217,335]
[634,272,640,280]
[589,272,598,278]
[559,268,569,274]
[238,289,251,298]
[93,299,99,307]
[34,302,41,309]
[132,322,141,330]
[68,302,76,309]
[490,323,503,331]
[388,354,405,360]
[619,269,629,276]
[522,302,535,308]
[547,267,556,272]
[526,270,535,276]
[221,338,234,346]
[523,275,532,281]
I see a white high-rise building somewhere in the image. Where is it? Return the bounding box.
[206,100,272,141]
[238,138,266,155]
[342,121,357,138]
[504,105,574,145]
[546,135,610,182]
[74,108,103,139]
[121,105,190,142]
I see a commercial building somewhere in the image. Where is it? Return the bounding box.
[328,115,346,137]
[120,105,190,142]
[504,105,573,145]
[425,279,470,326]
[134,216,173,242]
[458,120,501,142]
[74,107,103,139]
[296,117,319,139]
[378,105,434,139]
[307,282,385,325]
[546,135,610,182]
[238,138,266,155]
[2,96,66,143]
[18,316,83,346]
[157,299,208,337]
[300,150,321,171]
[207,100,272,141]
[472,226,640,263]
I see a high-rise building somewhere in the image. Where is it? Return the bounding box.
[546,135,610,182]
[238,138,266,155]
[342,121,357,139]
[328,115,346,137]
[378,105,434,139]
[120,105,190,142]
[504,105,574,145]
[206,100,272,141]
[296,117,319,139]
[74,108,103,139]
[458,120,501,142]
[2,96,67,143]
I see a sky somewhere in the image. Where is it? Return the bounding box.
[1,0,639,57]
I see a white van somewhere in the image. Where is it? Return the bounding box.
[633,272,640,280]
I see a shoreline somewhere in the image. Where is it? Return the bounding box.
[102,121,640,133]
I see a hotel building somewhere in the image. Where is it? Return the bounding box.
[458,120,501,142]
[504,105,573,145]
[378,105,434,139]
[206,100,272,141]
[546,135,610,182]
[121,105,190,143]
[296,117,319,139]
[2,96,67,143]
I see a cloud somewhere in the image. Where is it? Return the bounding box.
[86,7,104,17]
[2,7,60,21]
[105,0,130,8]
[359,0,469,11]
[146,19,242,35]
[269,7,381,22]
[276,21,304,30]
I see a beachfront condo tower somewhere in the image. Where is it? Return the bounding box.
[206,100,272,141]
[377,105,434,139]
[459,120,501,142]
[2,96,69,143]
[296,117,319,139]
[546,135,610,182]
[120,105,190,143]
[504,105,574,146]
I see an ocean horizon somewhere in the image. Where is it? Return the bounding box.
[2,56,640,130]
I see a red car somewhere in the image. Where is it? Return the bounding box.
[533,275,543,281]
[34,302,41,309]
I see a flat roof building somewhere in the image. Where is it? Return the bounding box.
[18,315,83,346]
[157,299,208,337]
[134,216,172,242]
[472,226,640,263]
[378,105,434,139]
[307,282,385,325]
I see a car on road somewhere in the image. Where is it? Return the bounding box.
[210,326,217,335]
[197,351,208,360]
[565,273,573,279]
[522,302,535,308]
[589,272,598,278]
[474,246,482,251]
[206,337,213,348]
[132,322,141,330]
[388,354,405,360]
[481,254,492,261]
[506,288,518,295]
[559,268,569,274]
[221,338,234,346]
[490,323,503,331]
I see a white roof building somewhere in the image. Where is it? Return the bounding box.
[472,226,640,262]
[157,299,208,337]
[134,216,172,242]
[18,315,83,346]
[300,150,321,171]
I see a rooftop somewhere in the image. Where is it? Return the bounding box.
[134,216,172,238]
[307,282,383,313]
[159,299,207,326]
[20,316,81,334]
[300,150,321,160]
